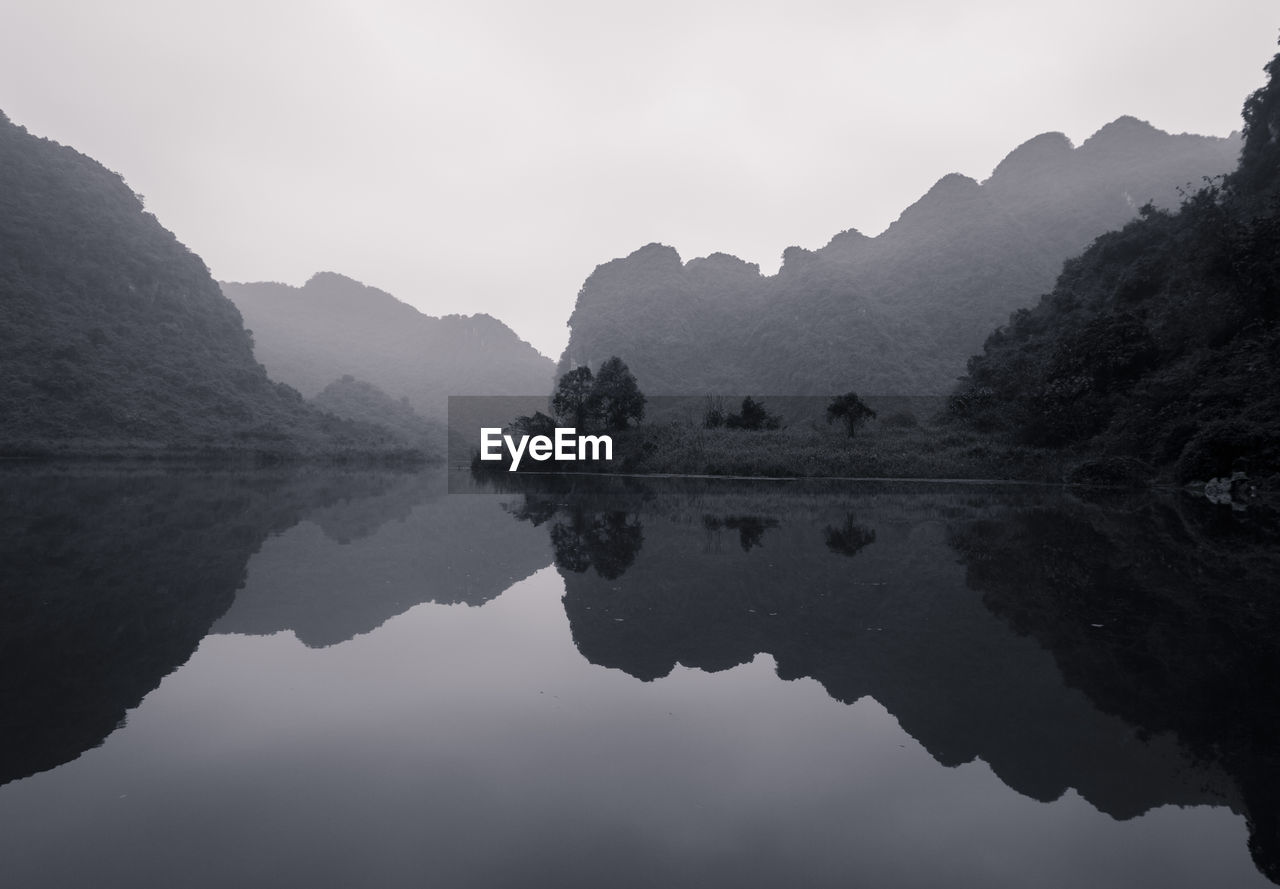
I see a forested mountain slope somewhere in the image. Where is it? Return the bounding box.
[0,111,399,456]
[559,119,1239,396]
[222,273,555,418]
[950,52,1280,482]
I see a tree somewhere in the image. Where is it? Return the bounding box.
[587,356,646,431]
[725,396,781,430]
[702,395,726,429]
[827,392,876,437]
[509,411,558,439]
[552,366,594,428]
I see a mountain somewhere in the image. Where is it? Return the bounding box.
[0,111,404,457]
[221,273,556,418]
[558,118,1240,396]
[311,375,444,451]
[949,52,1280,482]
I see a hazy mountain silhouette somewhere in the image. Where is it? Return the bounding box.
[558,119,1238,396]
[222,273,555,419]
[0,112,405,457]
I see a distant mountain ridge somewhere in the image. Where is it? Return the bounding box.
[222,273,555,418]
[558,117,1240,395]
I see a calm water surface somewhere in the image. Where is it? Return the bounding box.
[1,468,1277,888]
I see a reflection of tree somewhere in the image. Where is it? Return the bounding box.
[824,515,876,556]
[702,514,778,552]
[504,488,647,580]
[549,509,643,580]
[508,496,560,527]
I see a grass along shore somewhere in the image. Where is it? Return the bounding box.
[470,414,1077,483]
[606,421,1070,481]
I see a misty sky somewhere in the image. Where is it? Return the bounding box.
[2,2,1276,359]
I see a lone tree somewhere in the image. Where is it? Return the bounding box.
[587,356,646,430]
[552,366,595,428]
[827,392,877,437]
[725,396,781,430]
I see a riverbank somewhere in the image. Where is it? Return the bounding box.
[0,438,434,466]
[608,422,1072,480]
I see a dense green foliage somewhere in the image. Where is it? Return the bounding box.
[950,52,1280,482]
[222,273,555,419]
[0,111,412,459]
[559,121,1238,396]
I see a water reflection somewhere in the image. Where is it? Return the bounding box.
[823,515,876,556]
[3,466,1277,885]
[213,471,549,644]
[703,515,778,552]
[0,467,550,786]
[950,494,1280,882]
[491,474,1280,883]
[0,468,412,786]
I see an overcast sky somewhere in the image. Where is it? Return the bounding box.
[2,2,1276,359]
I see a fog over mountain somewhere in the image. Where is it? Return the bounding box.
[222,273,555,419]
[558,118,1240,396]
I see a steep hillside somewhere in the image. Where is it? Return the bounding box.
[311,375,444,451]
[222,273,555,418]
[950,52,1280,482]
[559,119,1239,396]
[0,111,404,457]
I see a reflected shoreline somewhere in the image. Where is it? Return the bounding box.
[2,466,1277,884]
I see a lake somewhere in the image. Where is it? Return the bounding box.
[1,467,1277,888]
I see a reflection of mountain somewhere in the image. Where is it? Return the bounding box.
[212,471,552,647]
[951,495,1280,884]
[0,469,410,786]
[503,479,1274,877]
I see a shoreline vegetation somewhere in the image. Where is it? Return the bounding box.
[4,52,1278,495]
[466,409,1277,502]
